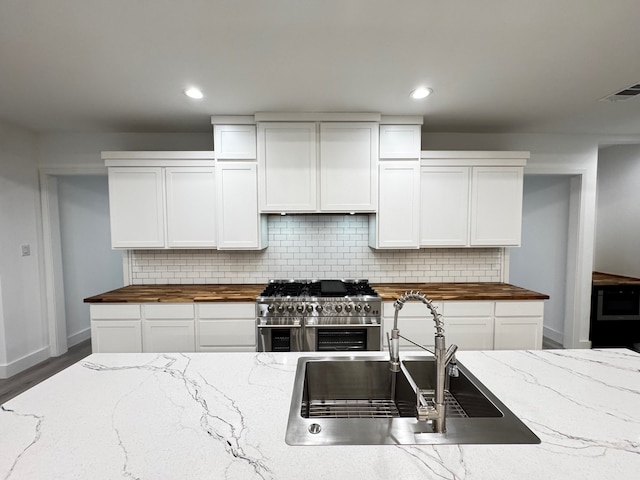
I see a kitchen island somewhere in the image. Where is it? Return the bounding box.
[1,349,638,479]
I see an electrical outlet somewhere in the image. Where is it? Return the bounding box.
[21,244,31,256]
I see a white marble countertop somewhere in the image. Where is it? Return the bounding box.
[1,348,639,479]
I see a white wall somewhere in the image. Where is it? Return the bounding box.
[510,175,571,344]
[595,144,640,278]
[57,175,124,346]
[422,133,599,348]
[0,121,48,377]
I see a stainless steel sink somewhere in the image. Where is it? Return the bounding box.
[285,356,540,445]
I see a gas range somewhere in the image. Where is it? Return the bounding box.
[257,279,381,317]
[256,279,382,352]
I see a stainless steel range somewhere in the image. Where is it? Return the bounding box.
[256,279,382,352]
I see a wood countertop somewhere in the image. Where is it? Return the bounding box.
[84,282,548,303]
[84,284,265,303]
[592,271,640,286]
[371,282,548,301]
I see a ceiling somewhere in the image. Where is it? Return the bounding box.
[2,0,640,135]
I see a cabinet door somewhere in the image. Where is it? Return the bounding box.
[319,122,378,212]
[420,166,470,246]
[91,321,142,353]
[165,167,217,248]
[214,125,257,159]
[143,321,195,352]
[470,167,523,246]
[108,167,165,248]
[493,301,544,350]
[258,122,317,212]
[374,161,420,248]
[216,162,264,249]
[445,318,494,350]
[379,125,421,159]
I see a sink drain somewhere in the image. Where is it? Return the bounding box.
[308,423,322,434]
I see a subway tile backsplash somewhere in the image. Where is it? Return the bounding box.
[130,215,503,284]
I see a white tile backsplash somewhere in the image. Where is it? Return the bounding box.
[130,215,504,284]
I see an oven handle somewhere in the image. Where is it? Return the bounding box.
[303,324,380,328]
[257,324,302,329]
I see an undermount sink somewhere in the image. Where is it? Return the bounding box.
[285,356,540,445]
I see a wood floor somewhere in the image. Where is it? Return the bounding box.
[0,340,92,405]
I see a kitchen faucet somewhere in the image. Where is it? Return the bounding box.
[389,291,458,433]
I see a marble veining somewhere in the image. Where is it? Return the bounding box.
[1,349,639,479]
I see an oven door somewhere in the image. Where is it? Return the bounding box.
[596,287,640,321]
[304,319,381,352]
[257,320,303,352]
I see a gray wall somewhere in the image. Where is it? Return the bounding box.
[57,175,123,346]
[509,175,571,344]
[595,145,640,278]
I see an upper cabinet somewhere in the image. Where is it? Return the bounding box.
[256,116,378,213]
[379,124,421,159]
[420,151,528,248]
[257,122,318,212]
[105,152,217,249]
[212,117,257,160]
[319,122,378,212]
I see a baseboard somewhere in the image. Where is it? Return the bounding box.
[0,346,50,379]
[67,328,91,348]
[543,325,563,345]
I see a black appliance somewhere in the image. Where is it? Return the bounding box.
[590,284,640,351]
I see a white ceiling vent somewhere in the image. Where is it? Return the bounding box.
[601,83,640,102]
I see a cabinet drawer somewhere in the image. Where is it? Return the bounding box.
[90,304,141,320]
[198,319,256,347]
[383,301,443,318]
[144,304,194,320]
[442,301,493,317]
[198,303,256,319]
[494,301,544,317]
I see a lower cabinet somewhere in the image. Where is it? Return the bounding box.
[493,301,544,350]
[90,302,257,353]
[382,300,544,351]
[90,304,143,353]
[142,304,195,353]
[197,303,257,352]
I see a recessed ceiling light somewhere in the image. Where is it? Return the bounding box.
[410,87,432,100]
[184,87,204,99]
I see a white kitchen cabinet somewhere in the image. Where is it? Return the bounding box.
[104,152,217,249]
[108,167,165,248]
[213,124,257,160]
[90,304,142,353]
[441,301,494,350]
[370,161,420,248]
[470,167,524,246]
[420,152,527,247]
[257,122,318,212]
[493,301,544,350]
[420,166,470,246]
[319,122,378,212]
[216,162,267,250]
[165,167,217,248]
[197,303,257,352]
[379,124,421,159]
[142,304,196,353]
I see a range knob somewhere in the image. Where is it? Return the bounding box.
[277,304,285,314]
[363,304,372,313]
[315,305,324,313]
[354,304,362,313]
[306,304,314,313]
[296,304,305,313]
[286,304,294,313]
[335,304,343,313]
[344,304,353,313]
[267,304,275,313]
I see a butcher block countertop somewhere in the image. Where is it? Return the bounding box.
[84,284,265,303]
[84,282,548,303]
[592,271,640,286]
[372,282,548,301]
